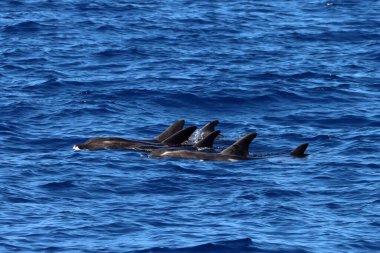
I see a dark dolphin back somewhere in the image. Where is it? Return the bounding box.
[155,120,185,142]
[74,137,130,150]
[193,130,220,149]
[290,143,309,157]
[221,132,257,157]
[161,126,197,146]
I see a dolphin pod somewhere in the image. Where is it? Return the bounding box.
[149,132,309,161]
[73,120,309,161]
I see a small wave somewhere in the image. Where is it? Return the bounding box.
[2,64,27,71]
[0,122,20,133]
[6,0,24,5]
[309,134,334,141]
[75,2,104,11]
[264,189,303,198]
[14,57,48,65]
[57,106,118,118]
[2,48,28,57]
[133,238,254,253]
[94,48,147,59]
[76,2,139,12]
[289,71,342,80]
[291,30,380,43]
[138,178,185,194]
[21,77,64,94]
[3,21,42,33]
[39,180,76,190]
[5,196,34,203]
[315,115,374,128]
[40,247,65,252]
[271,90,311,103]
[347,240,380,252]
[0,242,31,252]
[248,72,285,81]
[132,238,311,253]
[248,71,343,82]
[96,24,118,31]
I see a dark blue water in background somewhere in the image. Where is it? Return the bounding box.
[1,0,379,252]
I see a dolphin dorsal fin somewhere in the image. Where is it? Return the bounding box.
[155,120,185,142]
[193,130,220,149]
[290,143,309,157]
[161,126,197,146]
[221,132,257,157]
[199,120,219,138]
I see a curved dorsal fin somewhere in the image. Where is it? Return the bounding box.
[155,120,185,142]
[290,143,309,157]
[199,120,219,138]
[161,126,197,146]
[193,130,220,149]
[221,132,257,157]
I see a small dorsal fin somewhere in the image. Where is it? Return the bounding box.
[193,130,220,149]
[221,132,257,157]
[290,143,309,157]
[155,120,185,142]
[199,120,219,138]
[161,126,197,146]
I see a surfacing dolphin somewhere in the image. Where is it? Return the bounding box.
[73,120,192,151]
[149,132,309,162]
[73,120,220,151]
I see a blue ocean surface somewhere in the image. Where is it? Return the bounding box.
[1,0,379,252]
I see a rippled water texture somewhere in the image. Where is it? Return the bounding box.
[1,1,379,252]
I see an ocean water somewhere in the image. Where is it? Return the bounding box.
[1,0,379,252]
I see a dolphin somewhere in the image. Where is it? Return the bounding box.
[155,120,185,142]
[73,120,196,151]
[73,120,221,151]
[149,132,309,161]
[193,130,220,149]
